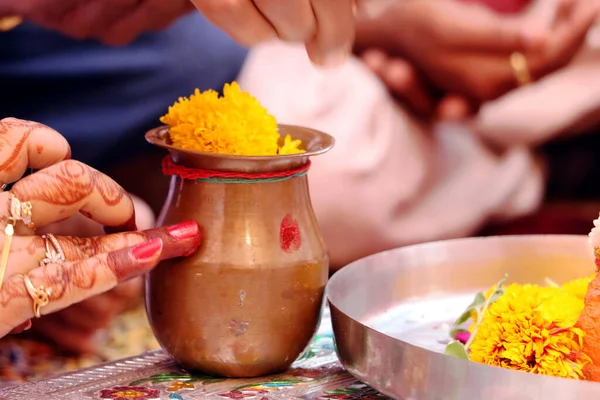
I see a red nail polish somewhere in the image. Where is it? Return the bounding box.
[167,220,199,240]
[130,239,162,261]
[182,237,202,257]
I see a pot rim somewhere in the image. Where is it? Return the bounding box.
[146,124,335,161]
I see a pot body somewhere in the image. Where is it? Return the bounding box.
[146,167,329,377]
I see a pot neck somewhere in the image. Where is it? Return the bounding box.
[163,154,311,184]
[170,150,310,174]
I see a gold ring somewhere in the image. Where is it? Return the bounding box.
[23,274,52,318]
[8,192,35,230]
[40,234,65,266]
[0,193,35,289]
[509,52,532,87]
[0,16,22,32]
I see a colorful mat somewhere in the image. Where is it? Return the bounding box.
[0,308,389,399]
[0,302,161,387]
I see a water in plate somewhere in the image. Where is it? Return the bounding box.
[363,293,477,353]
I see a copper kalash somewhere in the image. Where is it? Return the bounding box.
[145,126,334,378]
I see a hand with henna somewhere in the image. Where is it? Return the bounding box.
[0,118,201,353]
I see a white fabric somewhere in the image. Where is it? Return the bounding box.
[237,41,545,266]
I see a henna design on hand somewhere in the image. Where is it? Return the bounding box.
[56,222,201,264]
[0,221,200,311]
[0,275,27,308]
[41,258,98,301]
[13,160,126,207]
[0,118,49,173]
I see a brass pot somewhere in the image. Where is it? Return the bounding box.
[144,125,334,378]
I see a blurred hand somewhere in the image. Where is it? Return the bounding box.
[358,0,598,102]
[360,48,474,120]
[189,0,356,67]
[10,0,195,45]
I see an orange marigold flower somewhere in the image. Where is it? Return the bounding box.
[468,283,591,379]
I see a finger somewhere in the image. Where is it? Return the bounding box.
[35,194,155,238]
[437,95,475,121]
[443,6,535,52]
[360,48,389,73]
[189,0,276,46]
[361,50,436,115]
[37,212,105,238]
[306,0,356,67]
[253,0,316,41]
[0,118,70,185]
[436,53,517,101]
[380,59,436,117]
[0,238,163,336]
[7,160,136,233]
[531,0,599,75]
[11,221,200,276]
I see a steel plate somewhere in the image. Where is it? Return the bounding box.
[327,235,600,400]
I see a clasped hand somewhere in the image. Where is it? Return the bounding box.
[360,0,599,118]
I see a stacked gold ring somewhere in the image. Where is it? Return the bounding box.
[0,193,33,289]
[40,233,66,266]
[0,194,62,319]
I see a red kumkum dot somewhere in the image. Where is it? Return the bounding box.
[280,214,301,253]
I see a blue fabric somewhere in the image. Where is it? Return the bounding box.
[0,13,248,169]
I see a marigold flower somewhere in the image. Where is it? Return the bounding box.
[562,275,594,301]
[468,283,591,379]
[160,82,304,156]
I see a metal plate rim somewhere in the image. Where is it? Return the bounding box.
[327,234,600,400]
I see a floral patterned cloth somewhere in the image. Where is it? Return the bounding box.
[0,307,389,400]
[0,302,161,388]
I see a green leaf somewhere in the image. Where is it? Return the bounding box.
[444,341,469,360]
[488,288,504,304]
[453,292,486,326]
[464,274,509,351]
[488,274,508,304]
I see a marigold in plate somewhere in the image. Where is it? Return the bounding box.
[160,82,304,156]
[562,275,594,301]
[468,283,591,379]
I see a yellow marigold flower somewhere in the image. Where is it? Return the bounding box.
[469,284,591,379]
[160,82,304,156]
[469,276,594,327]
[562,275,594,301]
